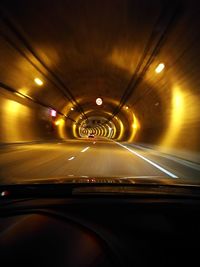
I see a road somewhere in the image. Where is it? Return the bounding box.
[0,138,199,185]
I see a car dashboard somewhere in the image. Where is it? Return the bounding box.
[0,185,200,267]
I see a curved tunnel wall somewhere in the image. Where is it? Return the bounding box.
[0,0,199,164]
[0,88,74,143]
[0,74,199,164]
[1,83,199,164]
[128,76,200,163]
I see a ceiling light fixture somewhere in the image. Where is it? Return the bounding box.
[51,109,57,117]
[96,98,103,106]
[155,63,165,73]
[34,78,43,86]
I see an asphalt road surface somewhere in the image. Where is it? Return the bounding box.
[0,138,199,184]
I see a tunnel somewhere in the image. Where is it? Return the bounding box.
[0,0,200,184]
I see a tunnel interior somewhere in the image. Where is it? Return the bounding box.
[0,0,200,163]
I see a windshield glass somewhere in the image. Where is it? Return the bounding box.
[0,0,200,187]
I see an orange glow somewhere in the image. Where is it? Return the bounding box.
[161,86,184,146]
[18,87,29,96]
[55,120,61,126]
[128,113,140,142]
[57,119,66,139]
[73,123,79,138]
[15,92,26,99]
[2,99,33,141]
[115,116,124,141]
[34,78,43,86]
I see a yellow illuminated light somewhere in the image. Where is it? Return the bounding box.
[98,126,102,136]
[115,117,124,141]
[103,126,107,137]
[3,99,32,141]
[112,123,117,139]
[73,123,79,138]
[155,63,165,73]
[56,119,66,139]
[125,106,129,110]
[55,120,61,126]
[171,88,184,126]
[161,87,184,146]
[96,98,103,106]
[19,87,29,95]
[128,113,140,142]
[15,92,26,99]
[34,78,43,86]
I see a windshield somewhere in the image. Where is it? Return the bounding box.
[0,0,200,188]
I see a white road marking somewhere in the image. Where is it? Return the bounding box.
[132,144,200,171]
[81,146,90,153]
[115,142,178,178]
[68,156,75,161]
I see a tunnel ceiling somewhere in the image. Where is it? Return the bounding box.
[0,0,200,142]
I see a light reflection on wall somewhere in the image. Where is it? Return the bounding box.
[161,86,184,147]
[72,123,79,138]
[115,117,124,141]
[128,113,140,142]
[1,99,33,142]
[57,118,66,139]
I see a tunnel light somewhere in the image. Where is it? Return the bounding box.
[132,124,137,129]
[55,120,61,126]
[96,98,103,106]
[125,106,129,110]
[51,109,57,117]
[34,78,43,86]
[71,107,74,111]
[155,63,165,73]
[15,92,26,99]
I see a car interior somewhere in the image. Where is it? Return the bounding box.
[0,184,199,267]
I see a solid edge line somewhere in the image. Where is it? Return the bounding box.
[115,141,178,179]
